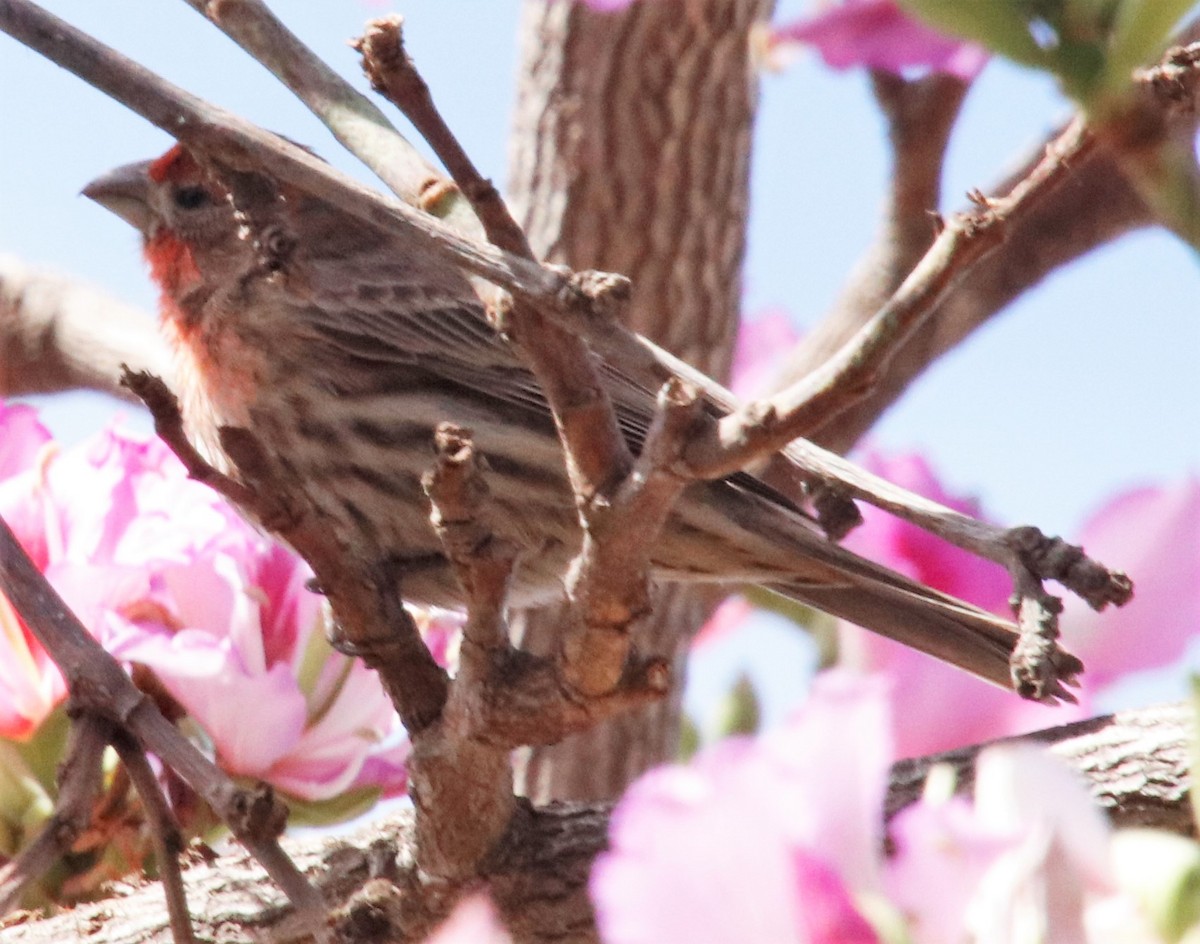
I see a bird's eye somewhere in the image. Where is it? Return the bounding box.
[173,186,211,210]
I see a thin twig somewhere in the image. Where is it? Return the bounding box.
[176,0,480,233]
[111,732,196,944]
[355,13,633,508]
[355,15,529,254]
[0,714,110,914]
[682,118,1097,478]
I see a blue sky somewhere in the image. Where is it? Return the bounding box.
[2,1,1196,538]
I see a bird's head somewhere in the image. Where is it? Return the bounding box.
[83,145,252,310]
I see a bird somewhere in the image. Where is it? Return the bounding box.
[83,143,1079,699]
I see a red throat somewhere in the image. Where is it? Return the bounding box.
[144,228,202,329]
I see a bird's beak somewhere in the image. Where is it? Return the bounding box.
[82,160,155,233]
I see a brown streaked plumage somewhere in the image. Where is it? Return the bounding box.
[83,144,1080,698]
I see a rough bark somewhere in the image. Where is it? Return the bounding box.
[506,0,771,803]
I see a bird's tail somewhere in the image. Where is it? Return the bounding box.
[765,567,1080,698]
[665,481,1083,700]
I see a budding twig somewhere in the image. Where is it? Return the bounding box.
[176,0,472,225]
[682,118,1096,478]
[111,732,197,944]
[355,13,634,513]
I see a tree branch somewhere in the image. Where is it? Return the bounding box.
[0,254,172,400]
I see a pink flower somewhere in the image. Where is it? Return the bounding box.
[729,309,801,398]
[0,593,65,741]
[424,895,512,944]
[598,653,1177,941]
[0,402,67,738]
[0,400,410,805]
[772,0,988,80]
[0,401,52,479]
[591,672,887,943]
[887,745,1133,943]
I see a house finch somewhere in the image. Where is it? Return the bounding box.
[83,144,1076,698]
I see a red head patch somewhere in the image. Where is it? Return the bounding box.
[148,144,202,184]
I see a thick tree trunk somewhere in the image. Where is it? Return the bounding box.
[506,0,772,804]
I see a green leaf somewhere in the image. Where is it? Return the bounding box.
[279,784,384,829]
[1105,0,1196,93]
[714,675,761,738]
[1112,829,1200,943]
[13,703,71,790]
[899,0,1052,68]
[0,742,52,856]
[678,714,700,762]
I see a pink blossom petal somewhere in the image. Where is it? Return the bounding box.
[266,658,404,800]
[730,310,800,398]
[886,795,1017,944]
[773,0,988,80]
[592,672,888,943]
[0,594,65,740]
[115,628,307,776]
[760,671,891,887]
[966,746,1115,940]
[158,555,264,669]
[253,545,319,666]
[791,851,879,943]
[1060,478,1200,686]
[0,401,52,479]
[411,607,464,670]
[347,734,411,799]
[593,755,811,944]
[425,895,512,944]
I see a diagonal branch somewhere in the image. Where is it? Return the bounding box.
[175,0,480,237]
[681,118,1096,478]
[356,13,632,508]
[110,732,197,944]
